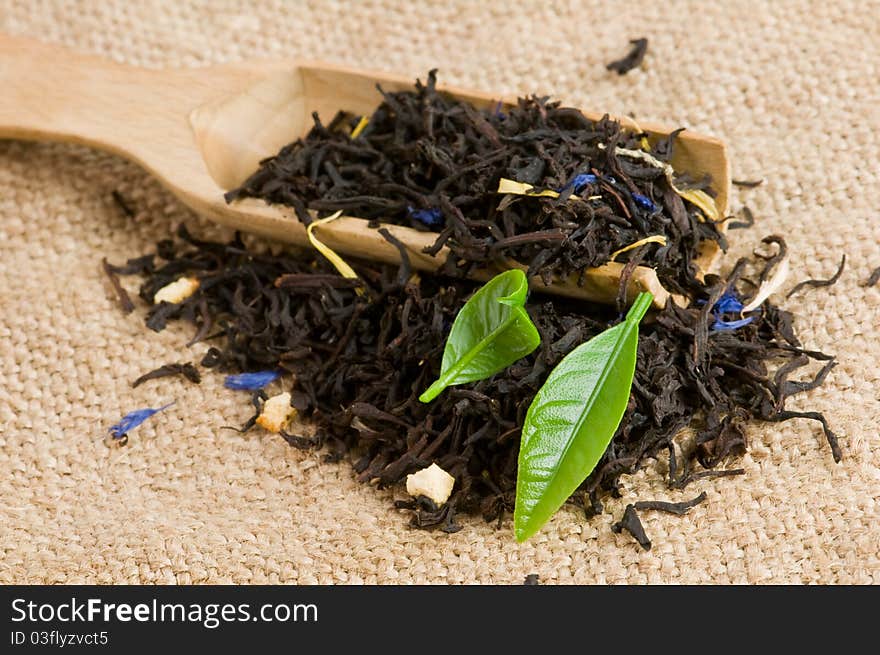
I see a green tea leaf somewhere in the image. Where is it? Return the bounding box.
[419,269,540,403]
[514,291,653,541]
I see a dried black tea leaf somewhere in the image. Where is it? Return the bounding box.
[226,70,724,300]
[727,206,756,230]
[131,362,201,388]
[606,38,649,75]
[611,504,651,550]
[633,491,707,515]
[863,265,880,287]
[101,257,135,314]
[732,179,764,188]
[111,226,840,542]
[786,255,846,299]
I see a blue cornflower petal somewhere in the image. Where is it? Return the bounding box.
[632,193,656,211]
[711,316,756,332]
[559,173,598,194]
[713,290,744,315]
[109,402,175,439]
[493,100,507,120]
[406,206,444,228]
[703,289,756,331]
[571,173,598,192]
[223,370,281,391]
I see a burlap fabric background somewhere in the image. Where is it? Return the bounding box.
[1,1,877,585]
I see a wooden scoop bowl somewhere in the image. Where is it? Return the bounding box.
[0,35,730,308]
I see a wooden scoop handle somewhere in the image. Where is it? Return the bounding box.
[0,35,257,189]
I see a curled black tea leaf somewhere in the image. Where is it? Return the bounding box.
[786,255,846,299]
[863,265,880,287]
[612,504,651,550]
[131,362,201,388]
[732,179,764,188]
[606,38,649,75]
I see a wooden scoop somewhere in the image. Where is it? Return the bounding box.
[0,35,730,308]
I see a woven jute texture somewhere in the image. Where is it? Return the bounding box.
[1,1,878,584]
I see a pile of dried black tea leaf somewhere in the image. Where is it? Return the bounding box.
[109,225,839,542]
[226,71,724,297]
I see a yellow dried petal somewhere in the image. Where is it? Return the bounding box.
[606,145,675,176]
[609,235,668,261]
[604,145,722,222]
[497,178,561,198]
[350,115,369,139]
[620,116,651,150]
[675,188,719,222]
[306,211,363,294]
